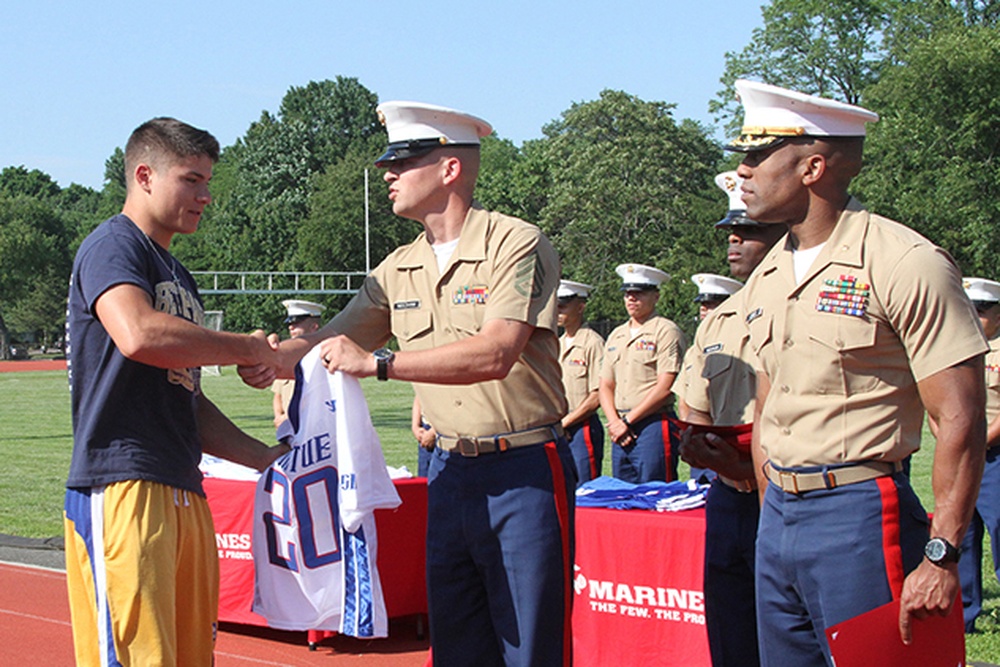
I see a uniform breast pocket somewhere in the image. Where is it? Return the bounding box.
[746,314,774,373]
[987,367,1000,391]
[807,314,878,395]
[630,352,659,380]
[392,309,433,349]
[702,352,734,381]
[450,304,483,338]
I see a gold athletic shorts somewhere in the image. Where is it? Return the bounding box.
[64,480,219,666]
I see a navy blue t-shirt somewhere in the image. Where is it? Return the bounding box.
[66,214,206,495]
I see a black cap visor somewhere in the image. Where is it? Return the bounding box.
[375,139,481,167]
[715,210,765,228]
[375,139,442,167]
[621,283,659,292]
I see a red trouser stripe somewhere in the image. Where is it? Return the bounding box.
[876,475,905,599]
[660,414,675,482]
[544,441,573,667]
[583,421,598,480]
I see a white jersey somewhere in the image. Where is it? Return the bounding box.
[252,348,401,636]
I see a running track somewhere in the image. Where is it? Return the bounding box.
[0,561,430,665]
[0,360,431,665]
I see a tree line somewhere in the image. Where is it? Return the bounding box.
[2,0,998,358]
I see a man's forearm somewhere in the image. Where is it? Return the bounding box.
[198,395,287,471]
[920,360,987,546]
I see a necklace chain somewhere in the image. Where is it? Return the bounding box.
[135,223,180,286]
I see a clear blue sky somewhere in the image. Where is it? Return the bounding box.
[1,1,763,191]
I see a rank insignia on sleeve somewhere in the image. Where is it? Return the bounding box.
[816,275,870,317]
[453,285,489,305]
[515,252,544,299]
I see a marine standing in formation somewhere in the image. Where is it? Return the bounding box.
[557,279,606,484]
[272,299,325,431]
[676,170,786,667]
[957,277,1000,632]
[599,264,686,483]
[730,79,986,665]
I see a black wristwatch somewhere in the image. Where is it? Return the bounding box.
[924,537,960,566]
[373,348,395,382]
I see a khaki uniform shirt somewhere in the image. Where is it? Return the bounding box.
[272,378,296,416]
[601,315,685,412]
[985,335,1000,427]
[680,290,756,426]
[741,198,987,468]
[560,327,605,414]
[328,203,566,438]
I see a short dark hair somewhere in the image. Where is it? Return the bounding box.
[124,117,220,183]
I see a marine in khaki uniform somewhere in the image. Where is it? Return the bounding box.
[676,272,745,423]
[272,299,325,432]
[728,79,987,665]
[599,263,686,483]
[677,272,743,483]
[958,278,1000,632]
[557,279,605,483]
[239,101,575,667]
[693,273,743,321]
[675,170,786,667]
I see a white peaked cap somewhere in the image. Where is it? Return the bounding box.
[714,170,764,227]
[691,273,743,302]
[615,263,670,290]
[282,299,326,318]
[558,280,594,299]
[375,101,493,165]
[963,277,1000,303]
[715,171,746,212]
[728,79,879,152]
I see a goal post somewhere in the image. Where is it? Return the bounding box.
[202,310,224,376]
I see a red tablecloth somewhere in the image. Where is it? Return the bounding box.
[204,476,428,627]
[572,507,710,667]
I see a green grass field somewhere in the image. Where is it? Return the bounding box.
[3,368,1000,661]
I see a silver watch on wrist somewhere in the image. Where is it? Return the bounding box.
[373,348,395,381]
[924,537,960,566]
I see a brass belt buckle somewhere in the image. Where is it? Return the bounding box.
[456,438,479,457]
[779,470,799,494]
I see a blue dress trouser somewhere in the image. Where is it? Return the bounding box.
[704,478,760,667]
[566,413,604,485]
[960,446,1000,632]
[755,472,928,666]
[426,438,576,667]
[611,411,679,483]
